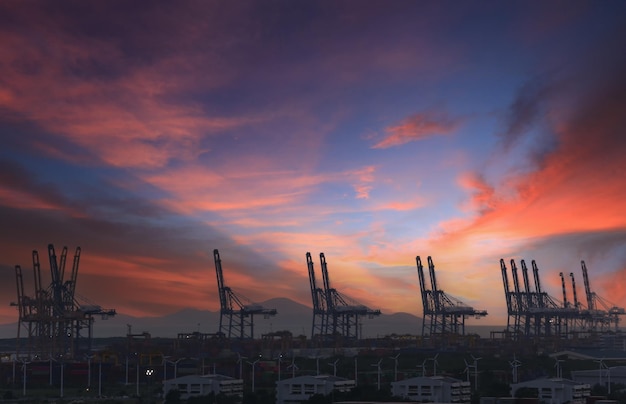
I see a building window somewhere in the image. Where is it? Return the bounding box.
[540,387,552,399]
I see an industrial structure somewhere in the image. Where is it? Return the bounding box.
[11,244,116,360]
[213,249,276,339]
[307,252,381,341]
[579,260,625,331]
[499,259,625,339]
[416,256,488,336]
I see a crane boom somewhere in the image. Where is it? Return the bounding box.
[32,250,43,297]
[307,252,320,311]
[581,260,594,310]
[427,256,442,315]
[416,256,431,314]
[532,260,544,307]
[69,247,80,297]
[559,272,569,308]
[570,273,579,309]
[214,249,230,312]
[521,260,533,307]
[510,260,524,315]
[58,246,68,285]
[319,253,335,313]
[64,247,80,307]
[15,265,25,320]
[500,259,512,312]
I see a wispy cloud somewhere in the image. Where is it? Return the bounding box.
[1,2,625,327]
[372,111,460,149]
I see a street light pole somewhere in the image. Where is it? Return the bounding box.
[22,361,29,397]
[87,354,93,391]
[146,369,154,398]
[98,361,102,397]
[136,360,140,397]
[60,360,64,398]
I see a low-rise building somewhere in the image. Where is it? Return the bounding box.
[163,374,243,401]
[391,375,471,403]
[275,374,355,404]
[510,377,590,404]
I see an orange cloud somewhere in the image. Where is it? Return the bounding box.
[421,56,626,316]
[0,188,61,211]
[372,111,460,149]
[598,268,626,308]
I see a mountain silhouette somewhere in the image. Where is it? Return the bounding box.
[0,298,498,339]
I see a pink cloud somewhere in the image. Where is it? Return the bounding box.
[457,172,496,214]
[0,188,61,211]
[598,268,626,308]
[0,9,266,170]
[354,184,373,199]
[372,111,460,149]
[374,199,425,212]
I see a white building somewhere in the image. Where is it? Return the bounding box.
[510,377,590,404]
[163,374,243,400]
[275,375,356,404]
[391,375,471,403]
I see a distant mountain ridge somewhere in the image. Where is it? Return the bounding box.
[0,297,497,339]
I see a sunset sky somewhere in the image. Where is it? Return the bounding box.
[1,1,625,331]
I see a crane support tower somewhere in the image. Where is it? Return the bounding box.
[10,244,116,360]
[308,252,380,341]
[416,256,487,336]
[213,249,277,339]
[307,252,328,340]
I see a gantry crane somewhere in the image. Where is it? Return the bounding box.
[213,249,277,339]
[416,256,487,336]
[500,259,564,339]
[313,252,380,340]
[11,244,116,360]
[499,258,626,339]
